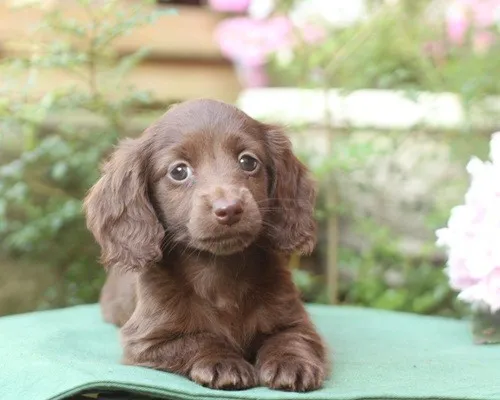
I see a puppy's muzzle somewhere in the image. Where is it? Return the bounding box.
[212,198,244,226]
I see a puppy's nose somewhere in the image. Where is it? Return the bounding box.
[213,198,243,225]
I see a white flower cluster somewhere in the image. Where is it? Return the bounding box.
[436,132,500,312]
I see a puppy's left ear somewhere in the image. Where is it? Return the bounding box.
[263,124,317,255]
[83,137,165,271]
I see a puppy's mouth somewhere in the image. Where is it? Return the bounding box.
[194,233,255,255]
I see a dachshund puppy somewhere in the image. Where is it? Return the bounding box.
[84,99,329,392]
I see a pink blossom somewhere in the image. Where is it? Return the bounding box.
[298,23,327,44]
[469,0,499,27]
[446,2,469,45]
[459,269,500,312]
[451,0,500,27]
[473,31,495,53]
[446,0,500,51]
[234,62,269,87]
[214,16,293,67]
[446,254,479,291]
[207,0,251,13]
[423,40,448,64]
[214,14,328,88]
[214,16,327,66]
[436,132,500,312]
[486,269,500,312]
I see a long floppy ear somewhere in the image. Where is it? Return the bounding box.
[83,137,164,271]
[263,124,317,255]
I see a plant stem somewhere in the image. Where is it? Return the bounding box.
[322,88,339,305]
[82,1,100,99]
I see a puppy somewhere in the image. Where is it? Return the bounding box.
[84,99,329,392]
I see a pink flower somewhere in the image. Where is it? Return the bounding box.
[234,63,269,87]
[446,0,500,51]
[207,0,251,13]
[473,31,495,53]
[423,40,448,64]
[437,132,500,312]
[214,14,328,87]
[459,269,500,312]
[298,23,327,44]
[446,2,469,45]
[446,255,479,291]
[451,0,500,27]
[470,0,499,27]
[214,16,293,66]
[485,269,500,312]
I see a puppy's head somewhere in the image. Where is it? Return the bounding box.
[84,99,316,270]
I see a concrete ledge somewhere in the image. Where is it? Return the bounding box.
[238,88,500,131]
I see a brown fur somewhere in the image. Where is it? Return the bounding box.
[84,99,330,392]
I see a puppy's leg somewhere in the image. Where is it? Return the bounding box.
[100,268,138,327]
[122,331,257,390]
[255,305,329,392]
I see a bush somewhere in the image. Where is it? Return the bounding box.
[0,0,173,311]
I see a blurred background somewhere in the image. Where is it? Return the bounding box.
[0,0,497,317]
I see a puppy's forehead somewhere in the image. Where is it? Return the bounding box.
[153,99,265,159]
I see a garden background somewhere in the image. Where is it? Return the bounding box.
[0,0,497,318]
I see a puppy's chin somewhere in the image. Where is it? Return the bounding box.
[186,213,263,256]
[191,234,256,256]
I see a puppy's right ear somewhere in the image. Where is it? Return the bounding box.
[84,138,164,271]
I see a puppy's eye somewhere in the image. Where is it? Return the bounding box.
[239,154,259,172]
[169,163,192,182]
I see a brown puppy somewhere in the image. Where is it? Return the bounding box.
[84,99,329,392]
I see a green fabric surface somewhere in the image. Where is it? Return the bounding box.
[1,304,500,400]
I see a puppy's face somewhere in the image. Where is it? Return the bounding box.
[84,99,317,270]
[150,106,270,255]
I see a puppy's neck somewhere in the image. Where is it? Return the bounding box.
[166,244,270,309]
[184,244,267,276]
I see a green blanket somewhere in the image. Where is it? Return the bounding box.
[1,304,499,400]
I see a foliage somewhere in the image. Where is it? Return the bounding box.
[267,0,500,105]
[337,230,461,318]
[0,0,173,311]
[290,132,472,318]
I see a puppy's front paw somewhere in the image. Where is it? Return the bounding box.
[189,357,257,390]
[258,357,325,392]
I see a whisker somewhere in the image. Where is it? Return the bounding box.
[255,198,313,205]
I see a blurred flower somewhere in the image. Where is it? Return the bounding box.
[214,16,293,67]
[446,2,468,45]
[214,15,294,87]
[234,63,269,87]
[423,40,448,65]
[299,23,327,44]
[214,5,328,88]
[459,269,500,312]
[473,30,495,53]
[446,0,500,52]
[207,0,251,13]
[436,132,500,312]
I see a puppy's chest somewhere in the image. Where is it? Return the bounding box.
[190,276,270,344]
[193,278,249,319]
[200,296,264,347]
[190,266,248,308]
